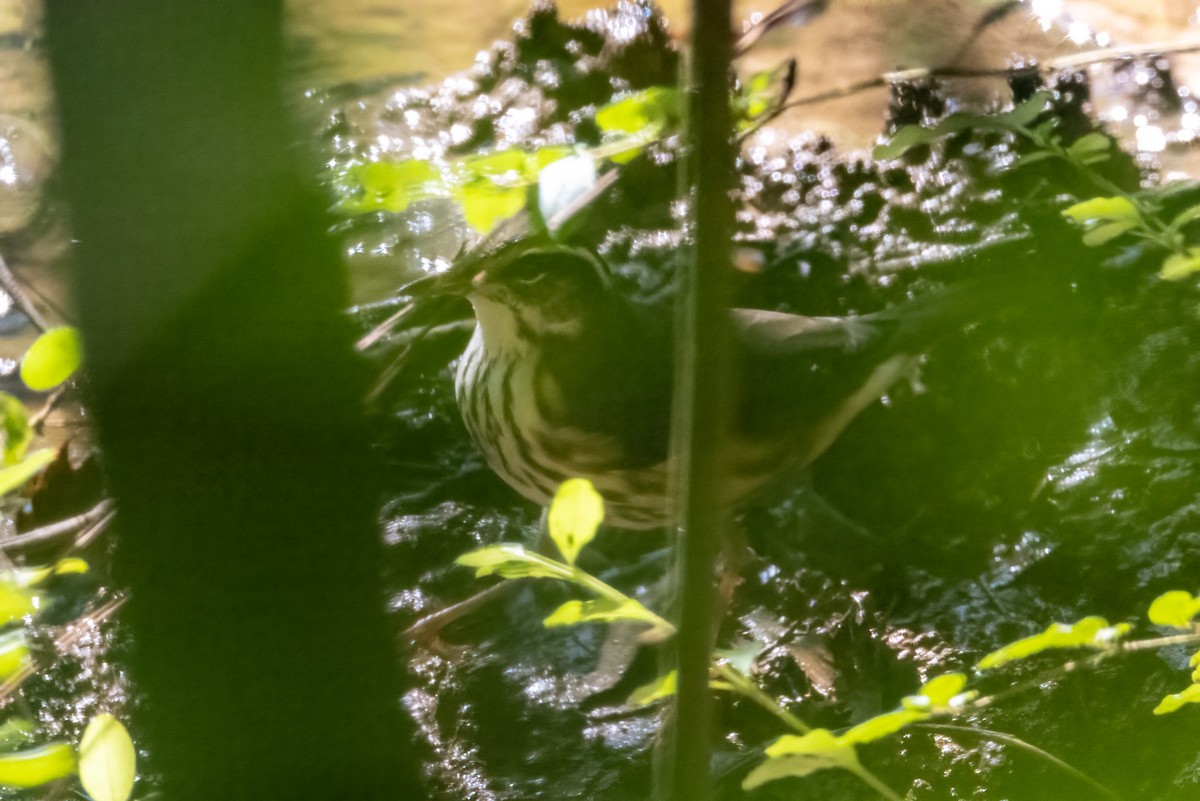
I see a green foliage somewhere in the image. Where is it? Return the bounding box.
[0,448,56,497]
[976,616,1130,670]
[743,729,862,789]
[20,327,82,392]
[872,92,1054,160]
[0,719,33,751]
[0,742,75,788]
[0,631,30,682]
[543,597,661,628]
[457,479,674,640]
[628,670,676,706]
[546,477,603,566]
[455,543,573,581]
[78,714,136,801]
[1160,249,1200,281]
[900,672,976,713]
[0,394,31,467]
[1154,683,1200,715]
[461,480,1200,799]
[874,93,1200,282]
[1148,590,1200,629]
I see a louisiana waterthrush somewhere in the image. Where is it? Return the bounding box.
[418,239,974,530]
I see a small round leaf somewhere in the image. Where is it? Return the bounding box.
[78,714,136,801]
[20,327,82,391]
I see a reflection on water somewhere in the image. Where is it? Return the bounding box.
[287,0,1200,148]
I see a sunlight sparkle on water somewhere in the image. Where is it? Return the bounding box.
[1030,0,1062,30]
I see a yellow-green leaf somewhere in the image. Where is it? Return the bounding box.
[0,448,55,497]
[455,544,572,581]
[547,478,604,566]
[1160,249,1200,281]
[0,742,75,788]
[0,582,35,628]
[977,616,1130,670]
[743,729,860,789]
[0,631,31,682]
[543,597,658,628]
[79,714,136,801]
[339,160,447,214]
[1061,196,1138,224]
[20,327,82,392]
[841,709,926,745]
[0,719,34,751]
[1080,219,1136,247]
[1148,590,1200,628]
[1154,683,1200,715]
[628,670,676,706]
[901,672,974,712]
[0,393,30,466]
[453,181,526,234]
[595,87,680,138]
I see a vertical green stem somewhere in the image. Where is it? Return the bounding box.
[663,1,735,800]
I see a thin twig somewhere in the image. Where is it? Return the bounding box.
[0,594,127,706]
[911,722,1121,800]
[775,39,1200,114]
[68,507,116,553]
[0,499,114,552]
[0,254,49,332]
[28,384,68,433]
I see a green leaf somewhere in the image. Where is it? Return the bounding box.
[628,670,676,706]
[739,62,792,121]
[1147,590,1200,628]
[453,181,526,234]
[337,160,447,215]
[1066,132,1112,158]
[595,87,680,138]
[1080,219,1136,247]
[0,720,34,752]
[743,730,860,789]
[715,641,762,677]
[901,672,975,712]
[20,327,82,392]
[543,597,659,628]
[998,91,1053,128]
[977,616,1130,670]
[0,631,31,682]
[547,478,604,566]
[0,448,55,497]
[0,582,36,628]
[872,125,935,160]
[1160,249,1200,281]
[841,709,927,745]
[1153,682,1200,715]
[0,742,75,788]
[1012,150,1058,169]
[455,544,573,581]
[0,393,30,466]
[1166,203,1200,233]
[1061,196,1139,224]
[78,714,136,801]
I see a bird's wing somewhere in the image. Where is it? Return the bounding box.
[729,307,913,467]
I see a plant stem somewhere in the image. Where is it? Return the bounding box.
[850,764,904,801]
[712,662,811,733]
[664,0,736,797]
[911,722,1119,800]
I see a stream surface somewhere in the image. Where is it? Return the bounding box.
[311,3,1200,800]
[0,2,1198,800]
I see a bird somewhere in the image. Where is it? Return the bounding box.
[411,236,983,531]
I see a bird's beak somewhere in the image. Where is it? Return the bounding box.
[398,263,482,299]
